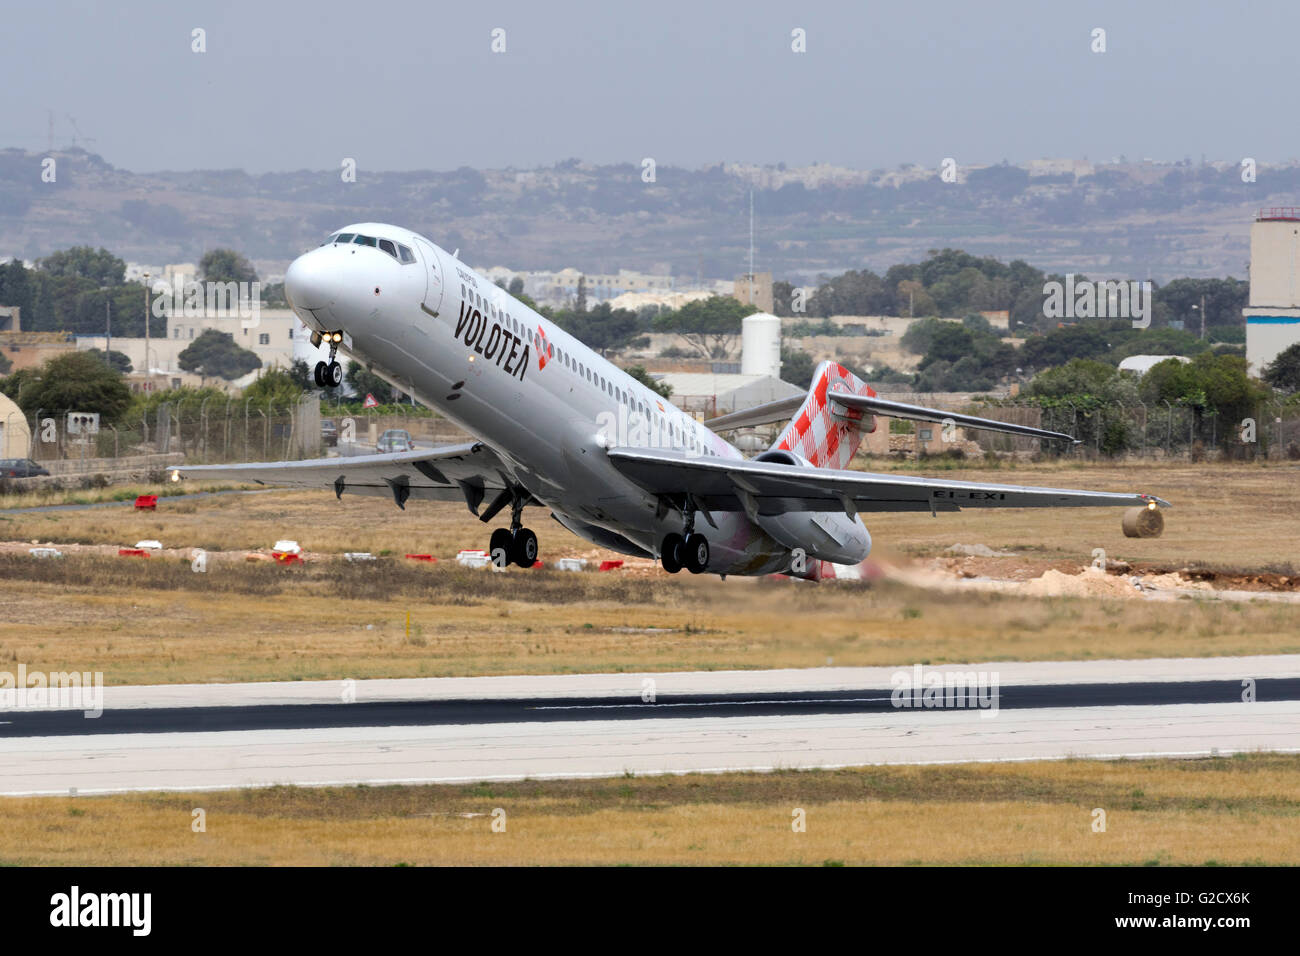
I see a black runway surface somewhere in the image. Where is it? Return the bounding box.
[2,678,1295,738]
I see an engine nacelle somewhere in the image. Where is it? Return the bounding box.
[748,450,871,565]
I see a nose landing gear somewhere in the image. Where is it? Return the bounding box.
[313,331,346,388]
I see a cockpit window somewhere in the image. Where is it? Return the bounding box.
[378,239,398,258]
[397,244,416,264]
[321,233,339,245]
[353,235,377,247]
[335,233,355,243]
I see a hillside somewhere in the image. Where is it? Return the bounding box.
[0,149,1287,282]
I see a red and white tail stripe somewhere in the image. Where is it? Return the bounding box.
[771,361,877,470]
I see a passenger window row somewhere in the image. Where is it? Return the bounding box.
[457,285,716,456]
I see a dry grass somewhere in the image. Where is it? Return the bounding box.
[0,552,1296,683]
[862,459,1300,571]
[2,754,1296,865]
[0,461,1297,684]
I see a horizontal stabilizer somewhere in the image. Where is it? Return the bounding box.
[828,392,1078,444]
[705,395,805,432]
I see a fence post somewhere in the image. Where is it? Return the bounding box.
[1136,399,1147,458]
[199,397,212,462]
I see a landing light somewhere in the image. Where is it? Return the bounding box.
[1147,501,1156,510]
[331,332,343,343]
[170,470,180,482]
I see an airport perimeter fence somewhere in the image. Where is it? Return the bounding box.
[6,397,1299,475]
[6,397,473,475]
[964,399,1300,461]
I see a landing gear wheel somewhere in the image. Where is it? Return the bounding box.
[684,533,709,574]
[326,361,343,388]
[489,528,514,568]
[660,533,684,573]
[313,361,328,388]
[511,527,538,568]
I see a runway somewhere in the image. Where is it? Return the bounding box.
[2,655,1298,796]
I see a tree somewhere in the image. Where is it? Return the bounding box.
[575,276,587,313]
[1026,359,1124,399]
[345,361,394,402]
[242,367,304,406]
[11,351,131,424]
[899,317,949,355]
[1140,352,1268,441]
[37,247,126,286]
[85,348,132,374]
[1263,343,1300,393]
[779,347,816,389]
[555,302,644,356]
[199,249,258,285]
[177,329,262,381]
[623,365,672,398]
[0,351,9,375]
[653,296,756,360]
[260,282,287,307]
[1020,324,1113,370]
[507,277,525,296]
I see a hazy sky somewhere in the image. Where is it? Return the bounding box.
[0,0,1294,173]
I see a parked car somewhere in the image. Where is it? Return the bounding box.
[377,428,415,453]
[320,418,338,447]
[0,458,50,478]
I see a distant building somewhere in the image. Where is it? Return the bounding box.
[1244,208,1300,375]
[477,265,674,308]
[76,308,303,390]
[733,272,773,314]
[0,391,32,458]
[658,372,802,418]
[1118,354,1190,375]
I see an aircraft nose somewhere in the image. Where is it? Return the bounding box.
[283,249,337,314]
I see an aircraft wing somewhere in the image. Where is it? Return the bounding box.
[173,442,514,513]
[606,447,1170,516]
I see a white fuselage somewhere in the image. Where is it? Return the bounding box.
[283,223,869,575]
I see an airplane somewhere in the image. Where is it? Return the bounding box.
[175,223,1170,578]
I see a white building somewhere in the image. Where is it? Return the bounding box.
[76,308,303,386]
[1244,209,1300,375]
[1118,354,1190,375]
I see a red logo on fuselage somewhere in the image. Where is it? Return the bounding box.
[536,326,552,371]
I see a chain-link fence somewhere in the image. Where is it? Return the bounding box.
[7,397,474,475]
[7,395,1297,473]
[967,400,1300,460]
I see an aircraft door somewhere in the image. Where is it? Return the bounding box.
[414,238,445,318]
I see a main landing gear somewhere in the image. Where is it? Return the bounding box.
[313,331,345,388]
[660,499,709,575]
[488,491,539,569]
